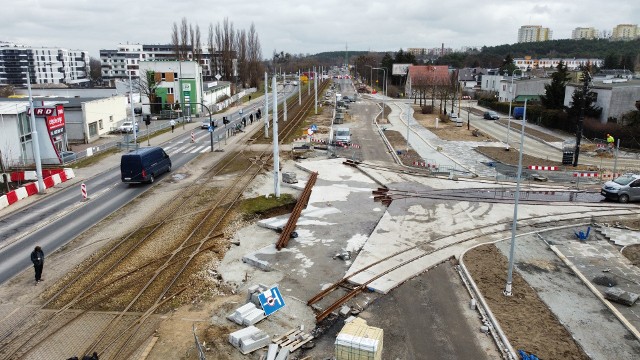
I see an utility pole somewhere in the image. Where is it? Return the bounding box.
[314,66,318,115]
[128,72,137,148]
[298,69,301,105]
[26,66,45,193]
[272,75,280,197]
[264,72,269,138]
[573,65,591,167]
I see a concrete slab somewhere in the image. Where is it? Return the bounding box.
[494,232,640,359]
[597,226,640,246]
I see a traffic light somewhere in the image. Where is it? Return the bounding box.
[144,115,151,126]
[223,116,230,124]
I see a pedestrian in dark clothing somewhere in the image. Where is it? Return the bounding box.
[81,352,99,360]
[242,117,246,128]
[250,114,254,124]
[31,246,44,284]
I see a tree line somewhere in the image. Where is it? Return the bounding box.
[171,17,263,88]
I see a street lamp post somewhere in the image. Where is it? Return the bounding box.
[504,99,528,297]
[25,66,45,193]
[505,69,523,150]
[373,67,387,121]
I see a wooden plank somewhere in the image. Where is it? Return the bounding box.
[136,336,159,360]
[272,329,297,343]
[289,335,314,351]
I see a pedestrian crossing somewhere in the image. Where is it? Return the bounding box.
[163,134,218,155]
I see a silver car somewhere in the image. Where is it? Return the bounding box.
[601,174,640,203]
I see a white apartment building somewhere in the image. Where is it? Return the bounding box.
[514,57,603,71]
[517,25,553,43]
[100,44,224,86]
[571,27,598,40]
[611,24,639,40]
[0,43,90,86]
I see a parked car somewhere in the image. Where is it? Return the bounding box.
[450,113,463,126]
[601,174,640,203]
[118,121,138,133]
[60,151,76,163]
[483,111,499,120]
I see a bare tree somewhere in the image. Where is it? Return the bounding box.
[171,22,179,60]
[137,70,160,113]
[194,25,202,67]
[236,29,247,87]
[214,18,236,83]
[247,22,263,88]
[180,17,189,60]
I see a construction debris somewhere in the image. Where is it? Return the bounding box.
[227,302,266,326]
[282,172,298,184]
[273,328,314,352]
[229,326,271,354]
[604,287,639,306]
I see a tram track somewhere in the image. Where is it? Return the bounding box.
[0,79,330,359]
[308,206,638,323]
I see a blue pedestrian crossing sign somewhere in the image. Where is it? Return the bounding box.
[258,286,286,316]
[310,124,318,132]
[208,125,214,132]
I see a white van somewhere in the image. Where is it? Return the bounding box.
[334,128,351,145]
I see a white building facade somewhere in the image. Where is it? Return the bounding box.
[100,44,224,86]
[514,57,603,71]
[611,24,639,40]
[571,27,598,40]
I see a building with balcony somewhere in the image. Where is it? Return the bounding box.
[0,43,89,87]
[517,25,553,43]
[100,43,226,87]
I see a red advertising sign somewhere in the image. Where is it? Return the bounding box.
[28,107,58,117]
[46,105,66,136]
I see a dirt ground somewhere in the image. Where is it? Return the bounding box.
[477,146,601,171]
[465,244,589,360]
[411,105,497,142]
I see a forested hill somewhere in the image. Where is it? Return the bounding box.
[481,38,640,60]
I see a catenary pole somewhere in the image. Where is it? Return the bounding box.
[264,72,269,138]
[504,99,528,296]
[129,72,137,147]
[272,76,280,197]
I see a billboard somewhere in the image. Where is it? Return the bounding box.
[392,64,411,75]
[45,105,66,136]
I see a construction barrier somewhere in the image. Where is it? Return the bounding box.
[528,166,558,171]
[413,161,438,169]
[81,183,87,201]
[0,168,76,210]
[573,172,598,177]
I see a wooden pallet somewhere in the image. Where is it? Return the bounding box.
[273,329,314,351]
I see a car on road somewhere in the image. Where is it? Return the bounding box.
[483,111,499,120]
[342,95,352,102]
[118,121,138,133]
[201,120,216,130]
[601,173,640,203]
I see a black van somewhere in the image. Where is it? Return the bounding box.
[120,147,171,184]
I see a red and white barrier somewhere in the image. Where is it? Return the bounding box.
[0,168,75,210]
[81,183,87,201]
[413,161,439,169]
[573,172,598,177]
[601,173,622,179]
[528,166,558,171]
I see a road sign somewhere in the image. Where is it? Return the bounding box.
[310,124,318,131]
[257,286,285,316]
[307,128,313,136]
[208,126,213,132]
[215,74,222,80]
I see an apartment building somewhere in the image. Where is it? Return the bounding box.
[517,25,553,43]
[611,24,639,40]
[100,43,225,87]
[571,27,598,40]
[0,43,90,87]
[514,57,603,71]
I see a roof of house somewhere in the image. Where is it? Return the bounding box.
[407,65,450,85]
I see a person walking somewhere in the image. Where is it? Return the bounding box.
[31,246,44,285]
[607,133,615,153]
[170,119,176,133]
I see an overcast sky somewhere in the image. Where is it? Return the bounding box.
[2,0,638,59]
